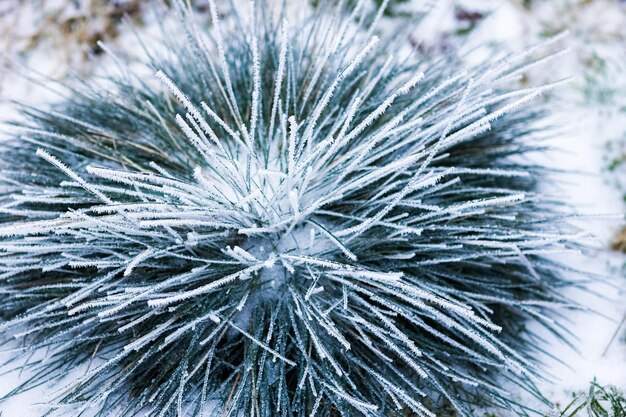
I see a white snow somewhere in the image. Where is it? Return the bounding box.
[444,0,626,411]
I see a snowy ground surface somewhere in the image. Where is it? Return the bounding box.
[0,1,624,416]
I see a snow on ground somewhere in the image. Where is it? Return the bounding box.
[525,103,626,411]
[0,1,624,415]
[412,1,626,409]
[465,3,626,411]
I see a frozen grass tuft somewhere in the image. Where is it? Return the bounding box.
[0,1,582,416]
[549,380,626,417]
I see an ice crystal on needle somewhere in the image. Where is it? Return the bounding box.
[0,1,579,416]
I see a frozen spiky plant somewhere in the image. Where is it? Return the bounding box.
[0,1,579,416]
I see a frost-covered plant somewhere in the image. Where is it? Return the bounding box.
[0,1,579,416]
[550,380,626,417]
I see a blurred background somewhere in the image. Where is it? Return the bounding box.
[0,0,624,415]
